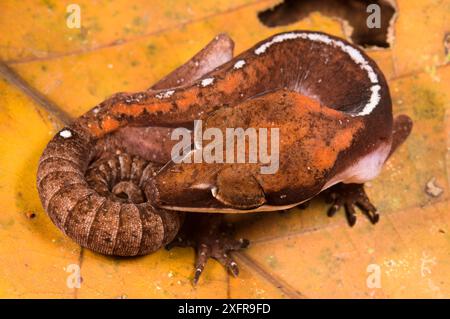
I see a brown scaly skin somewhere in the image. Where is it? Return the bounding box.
[37,31,412,283]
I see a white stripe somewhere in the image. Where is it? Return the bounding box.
[254,32,381,116]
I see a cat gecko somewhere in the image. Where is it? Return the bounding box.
[37,31,413,284]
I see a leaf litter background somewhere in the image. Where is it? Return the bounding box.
[0,0,449,298]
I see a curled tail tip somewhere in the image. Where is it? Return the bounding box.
[389,114,413,158]
[393,114,413,137]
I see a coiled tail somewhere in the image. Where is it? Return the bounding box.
[37,125,182,256]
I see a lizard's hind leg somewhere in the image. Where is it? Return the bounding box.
[325,114,413,227]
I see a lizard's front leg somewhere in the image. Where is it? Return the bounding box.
[166,213,249,284]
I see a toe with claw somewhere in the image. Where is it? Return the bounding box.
[324,183,379,227]
[166,213,249,284]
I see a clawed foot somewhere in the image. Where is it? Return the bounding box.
[166,213,249,285]
[324,183,379,227]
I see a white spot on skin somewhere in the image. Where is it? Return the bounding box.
[192,183,212,190]
[233,60,246,69]
[254,32,381,116]
[211,186,218,197]
[59,129,72,138]
[201,77,214,87]
[155,90,175,99]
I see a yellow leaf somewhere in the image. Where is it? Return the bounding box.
[0,79,80,298]
[1,0,449,298]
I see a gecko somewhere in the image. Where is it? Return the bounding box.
[37,31,413,283]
